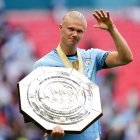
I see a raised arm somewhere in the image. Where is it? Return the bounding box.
[93,10,133,68]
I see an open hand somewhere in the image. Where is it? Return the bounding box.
[92,10,115,31]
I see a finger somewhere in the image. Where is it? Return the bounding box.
[51,131,58,138]
[51,125,65,138]
[56,127,65,137]
[60,129,65,137]
[44,133,48,137]
[51,126,64,138]
[51,131,63,138]
[100,10,106,18]
[92,13,100,22]
[56,130,64,138]
[94,10,102,19]
[107,11,110,19]
[51,127,56,137]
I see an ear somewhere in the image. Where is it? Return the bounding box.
[59,24,62,29]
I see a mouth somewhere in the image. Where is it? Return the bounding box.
[70,38,78,43]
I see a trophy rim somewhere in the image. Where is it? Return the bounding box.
[18,67,102,133]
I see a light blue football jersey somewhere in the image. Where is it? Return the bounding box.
[33,48,109,140]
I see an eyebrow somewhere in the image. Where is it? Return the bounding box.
[67,26,85,32]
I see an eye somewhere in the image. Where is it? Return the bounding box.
[77,30,83,34]
[68,27,75,31]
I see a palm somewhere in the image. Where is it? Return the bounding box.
[93,10,113,31]
[97,22,109,30]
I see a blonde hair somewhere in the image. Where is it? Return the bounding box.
[62,11,87,27]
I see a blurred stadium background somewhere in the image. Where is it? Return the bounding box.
[0,0,140,140]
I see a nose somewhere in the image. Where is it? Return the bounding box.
[72,31,78,37]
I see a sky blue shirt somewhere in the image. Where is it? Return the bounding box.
[33,48,109,140]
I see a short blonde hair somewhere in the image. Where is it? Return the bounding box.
[62,11,87,27]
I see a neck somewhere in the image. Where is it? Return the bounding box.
[59,42,77,55]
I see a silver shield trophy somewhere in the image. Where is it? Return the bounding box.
[18,67,103,133]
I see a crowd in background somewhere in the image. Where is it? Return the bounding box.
[0,5,43,139]
[0,0,140,140]
[98,70,140,140]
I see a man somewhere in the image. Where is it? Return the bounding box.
[33,10,133,140]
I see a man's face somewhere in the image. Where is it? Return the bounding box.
[60,17,86,47]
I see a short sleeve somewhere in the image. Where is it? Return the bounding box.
[93,49,110,71]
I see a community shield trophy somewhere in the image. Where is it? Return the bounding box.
[18,67,103,133]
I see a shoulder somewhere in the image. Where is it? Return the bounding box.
[33,49,61,69]
[78,48,107,58]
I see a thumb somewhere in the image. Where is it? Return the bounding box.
[93,24,100,28]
